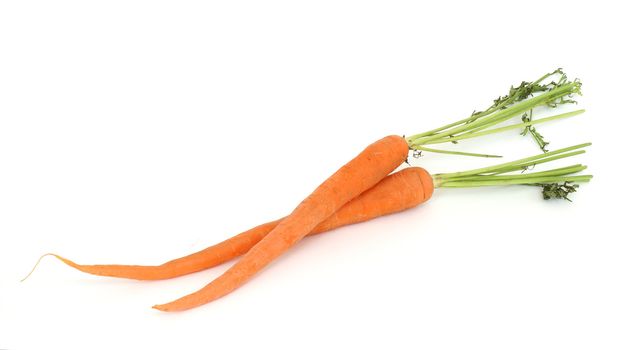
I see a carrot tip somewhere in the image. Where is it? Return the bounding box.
[152,304,170,312]
[21,253,58,282]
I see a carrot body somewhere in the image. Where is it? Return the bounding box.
[153,135,410,311]
[44,166,433,280]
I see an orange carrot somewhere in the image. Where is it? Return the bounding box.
[153,135,410,311]
[24,167,433,281]
[22,71,592,312]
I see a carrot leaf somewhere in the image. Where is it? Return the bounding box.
[538,182,580,201]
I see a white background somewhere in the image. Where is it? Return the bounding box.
[1,1,631,349]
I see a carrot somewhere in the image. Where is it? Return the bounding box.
[152,143,592,311]
[23,145,592,309]
[23,70,592,312]
[23,167,433,281]
[152,134,410,311]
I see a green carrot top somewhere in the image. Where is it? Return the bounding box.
[405,69,583,158]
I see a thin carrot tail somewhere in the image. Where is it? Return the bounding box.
[21,220,281,282]
[21,253,76,282]
[21,253,166,281]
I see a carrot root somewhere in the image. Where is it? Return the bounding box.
[153,135,412,311]
[26,167,433,284]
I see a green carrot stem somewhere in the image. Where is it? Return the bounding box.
[410,146,502,158]
[441,165,587,182]
[420,110,584,145]
[405,69,568,143]
[435,143,591,179]
[481,151,587,175]
[408,83,579,145]
[405,97,514,141]
[437,175,593,188]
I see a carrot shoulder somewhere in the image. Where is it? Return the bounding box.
[153,135,410,311]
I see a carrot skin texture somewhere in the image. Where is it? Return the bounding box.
[49,167,433,280]
[153,135,411,311]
